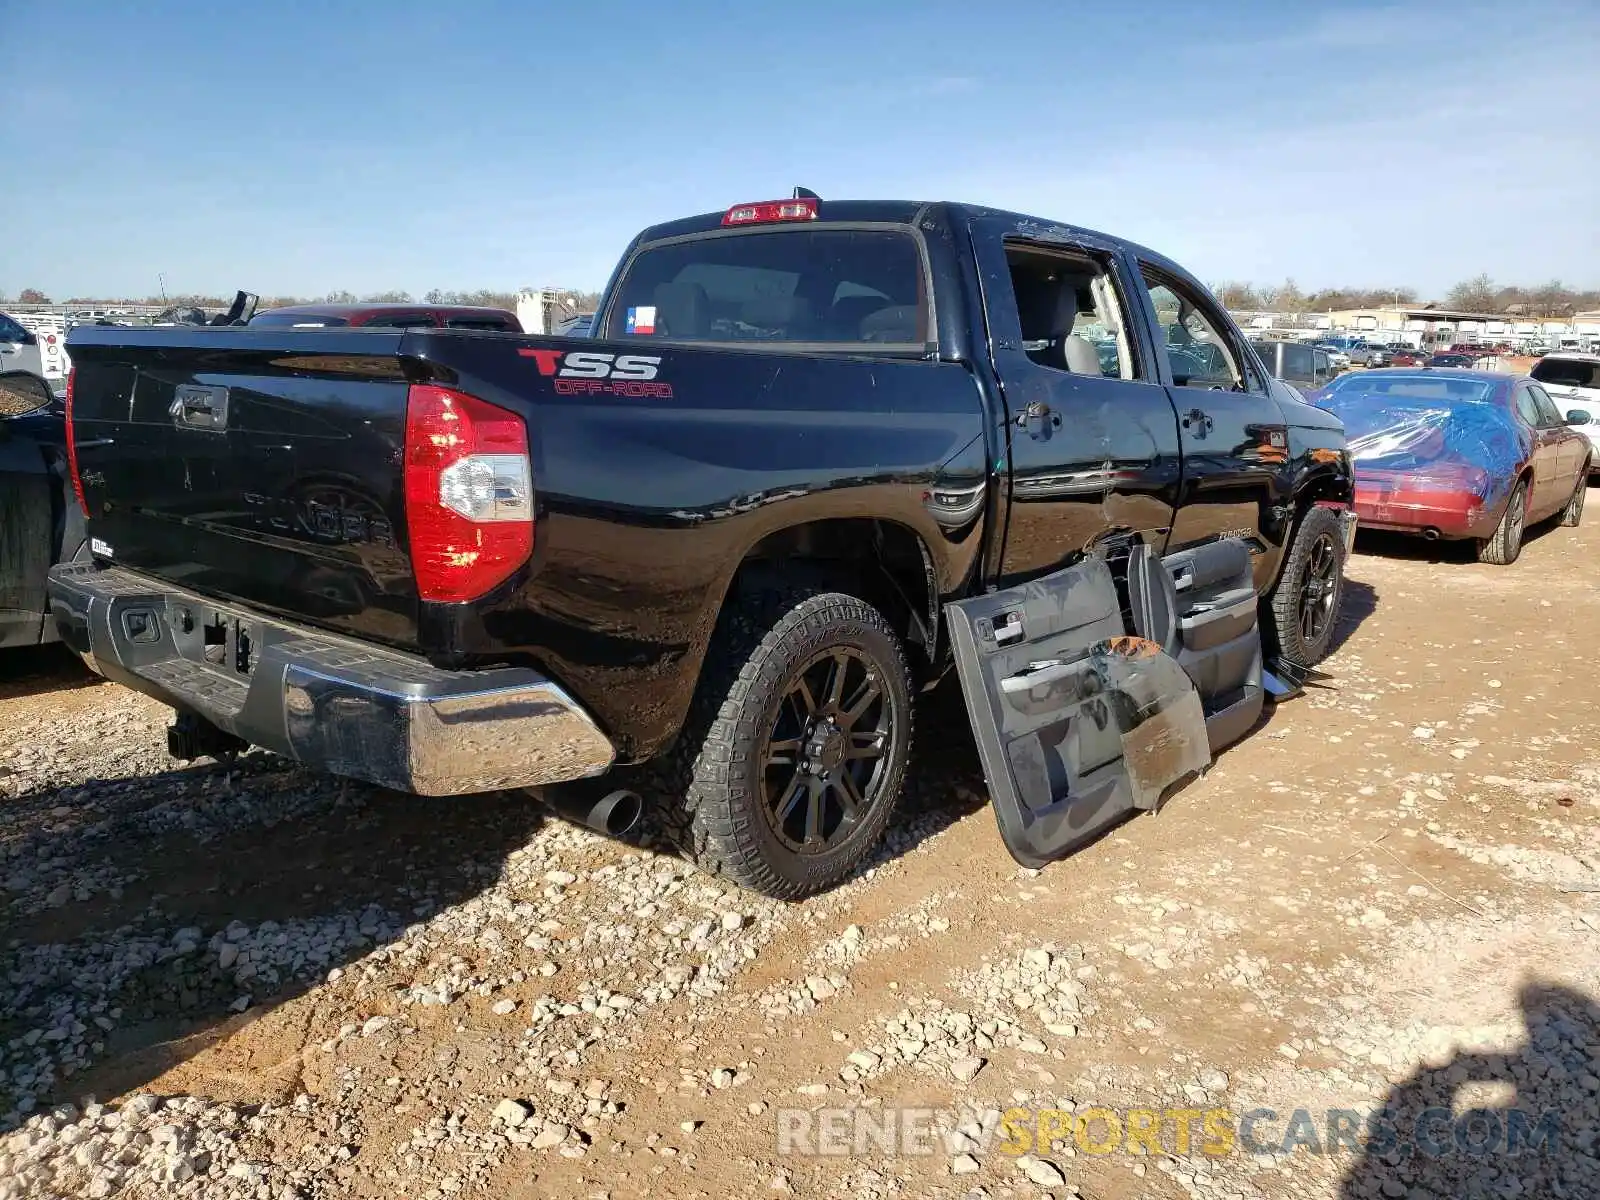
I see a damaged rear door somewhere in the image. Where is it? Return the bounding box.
[946,537,1269,868]
[945,555,1212,867]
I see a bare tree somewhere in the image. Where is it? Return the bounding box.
[1445,274,1497,313]
[18,287,51,304]
[363,290,413,304]
[1529,280,1574,318]
[322,290,358,305]
[1264,279,1305,312]
[1213,281,1264,310]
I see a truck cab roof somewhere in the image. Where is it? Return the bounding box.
[631,199,1188,275]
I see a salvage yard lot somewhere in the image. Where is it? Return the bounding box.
[3,494,1598,1200]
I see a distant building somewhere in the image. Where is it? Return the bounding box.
[1226,305,1600,350]
[1323,306,1567,346]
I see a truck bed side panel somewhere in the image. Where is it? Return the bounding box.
[400,333,990,761]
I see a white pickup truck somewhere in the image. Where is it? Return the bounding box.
[2,312,70,389]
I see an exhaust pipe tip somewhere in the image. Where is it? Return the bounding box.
[540,784,644,839]
[1421,527,1441,540]
[588,788,644,837]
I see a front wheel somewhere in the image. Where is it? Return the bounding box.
[1477,480,1527,565]
[672,588,913,899]
[1266,505,1348,668]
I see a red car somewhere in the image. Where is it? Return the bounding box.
[1308,369,1591,564]
[248,303,522,331]
[1388,347,1424,366]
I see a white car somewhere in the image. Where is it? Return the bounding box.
[1530,353,1600,474]
[0,311,49,378]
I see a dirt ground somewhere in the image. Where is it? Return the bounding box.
[3,490,1597,1200]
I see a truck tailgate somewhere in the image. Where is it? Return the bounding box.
[67,327,425,650]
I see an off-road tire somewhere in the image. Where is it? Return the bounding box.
[1559,469,1589,527]
[1266,505,1348,668]
[1477,481,1528,565]
[658,587,913,900]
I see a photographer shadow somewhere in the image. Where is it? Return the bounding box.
[1339,981,1600,1199]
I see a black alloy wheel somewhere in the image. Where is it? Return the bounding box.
[762,648,894,853]
[1297,532,1339,644]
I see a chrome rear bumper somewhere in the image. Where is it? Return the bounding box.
[47,563,615,795]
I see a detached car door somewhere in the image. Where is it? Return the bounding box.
[0,372,63,647]
[944,532,1266,867]
[945,556,1212,867]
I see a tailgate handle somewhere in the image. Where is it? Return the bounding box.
[170,384,230,432]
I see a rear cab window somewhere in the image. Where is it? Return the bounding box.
[604,227,928,349]
[1280,342,1315,383]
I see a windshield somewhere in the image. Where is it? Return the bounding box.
[1531,358,1600,389]
[606,228,927,347]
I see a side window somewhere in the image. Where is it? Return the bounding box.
[0,316,27,342]
[1512,387,1543,427]
[0,372,54,418]
[1003,243,1140,379]
[1527,384,1565,427]
[1312,350,1332,382]
[1138,270,1247,390]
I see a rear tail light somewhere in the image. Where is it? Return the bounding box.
[64,367,90,519]
[722,198,818,226]
[403,384,534,603]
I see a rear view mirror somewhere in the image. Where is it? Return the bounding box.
[1568,410,1592,426]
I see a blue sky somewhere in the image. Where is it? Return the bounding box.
[3,0,1597,300]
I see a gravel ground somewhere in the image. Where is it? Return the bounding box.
[3,495,1598,1200]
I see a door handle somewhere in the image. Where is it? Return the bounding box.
[1181,407,1213,436]
[1015,400,1061,438]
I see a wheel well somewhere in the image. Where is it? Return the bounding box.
[726,519,937,673]
[1295,469,1353,510]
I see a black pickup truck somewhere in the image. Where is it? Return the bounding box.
[51,197,1355,898]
